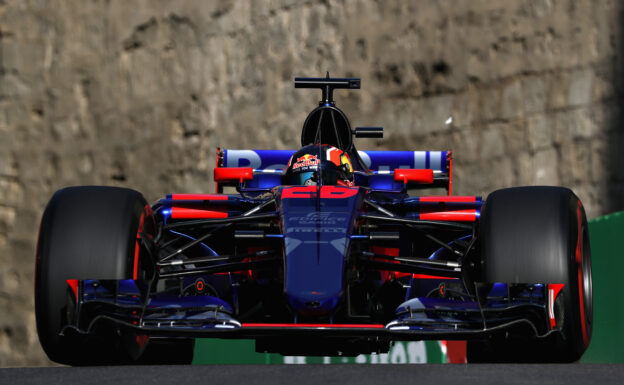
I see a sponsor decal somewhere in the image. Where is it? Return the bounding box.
[289,212,347,225]
[286,227,346,234]
[223,150,448,172]
[292,154,320,170]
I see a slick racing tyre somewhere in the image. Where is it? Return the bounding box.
[35,186,157,365]
[467,186,592,363]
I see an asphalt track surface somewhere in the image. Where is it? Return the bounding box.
[1,364,623,385]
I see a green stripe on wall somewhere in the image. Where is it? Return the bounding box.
[193,339,446,365]
[582,211,624,363]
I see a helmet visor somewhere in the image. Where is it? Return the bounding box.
[289,171,317,186]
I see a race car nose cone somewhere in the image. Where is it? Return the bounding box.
[283,236,347,316]
[278,185,362,318]
[306,301,321,308]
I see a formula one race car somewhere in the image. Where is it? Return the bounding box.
[35,76,592,365]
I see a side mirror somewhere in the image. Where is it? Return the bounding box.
[214,167,254,183]
[394,169,434,184]
[354,127,383,138]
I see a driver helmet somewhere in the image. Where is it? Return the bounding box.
[284,144,354,186]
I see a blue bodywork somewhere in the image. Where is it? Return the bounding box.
[278,186,362,317]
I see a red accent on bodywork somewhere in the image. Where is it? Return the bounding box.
[417,196,478,221]
[371,246,399,257]
[394,169,434,184]
[412,274,458,280]
[67,279,78,301]
[282,186,358,199]
[369,249,460,280]
[282,186,317,198]
[242,323,385,329]
[320,186,358,198]
[170,208,228,219]
[135,334,149,348]
[237,247,270,279]
[548,283,565,329]
[133,239,140,280]
[419,210,477,222]
[371,246,409,280]
[214,167,253,183]
[170,194,228,201]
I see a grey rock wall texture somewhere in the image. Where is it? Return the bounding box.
[0,0,623,366]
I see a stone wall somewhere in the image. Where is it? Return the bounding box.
[0,0,622,366]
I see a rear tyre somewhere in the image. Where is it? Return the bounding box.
[35,186,155,365]
[467,186,592,363]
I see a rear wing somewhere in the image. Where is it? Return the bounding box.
[215,149,453,194]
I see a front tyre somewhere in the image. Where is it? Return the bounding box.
[468,186,592,363]
[35,186,154,365]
